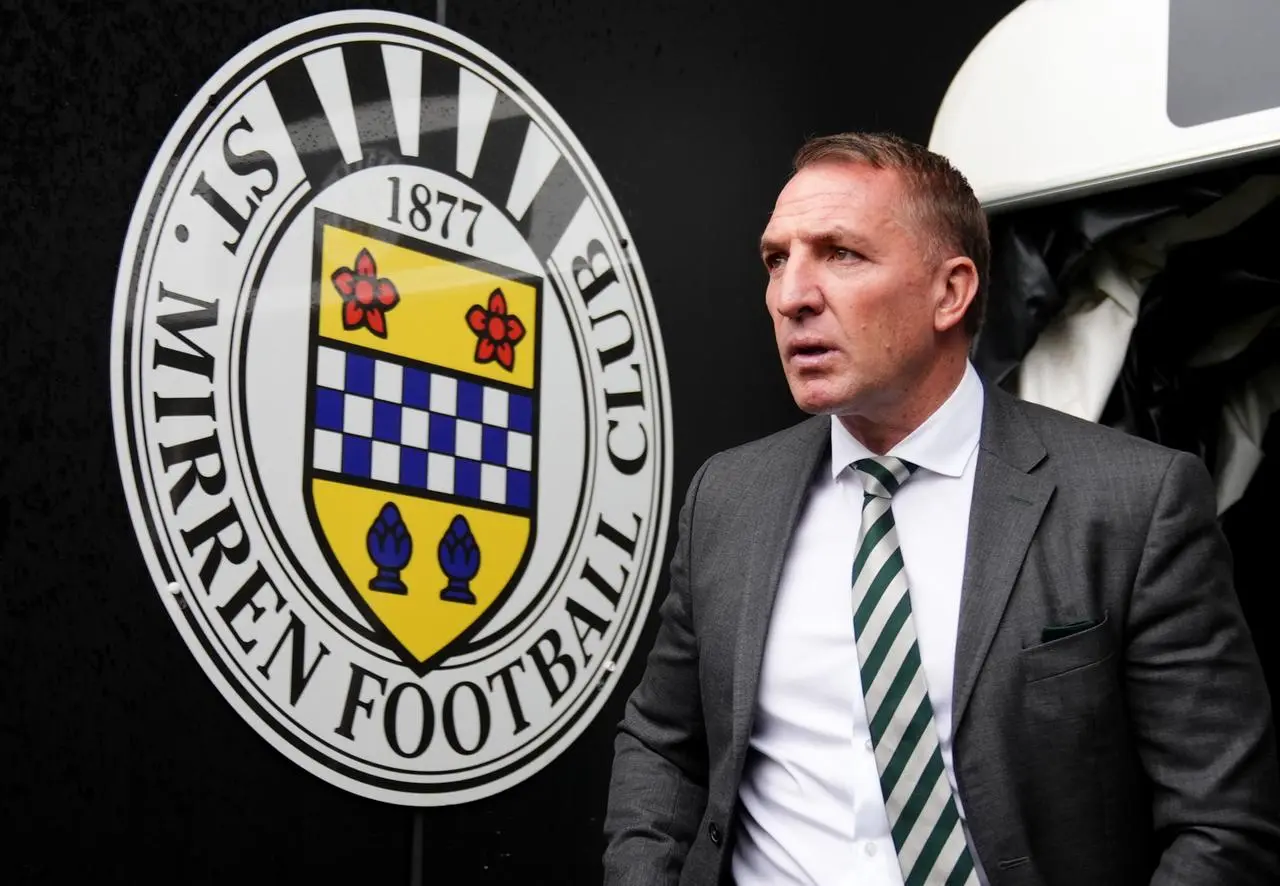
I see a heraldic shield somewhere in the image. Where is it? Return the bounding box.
[304,210,540,674]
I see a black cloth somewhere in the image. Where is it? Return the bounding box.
[977,159,1280,387]
[1099,200,1280,468]
[1222,419,1280,698]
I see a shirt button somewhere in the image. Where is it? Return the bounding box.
[865,739,874,752]
[865,842,877,857]
[708,822,722,846]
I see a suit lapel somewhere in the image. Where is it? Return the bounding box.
[730,416,829,775]
[952,387,1054,733]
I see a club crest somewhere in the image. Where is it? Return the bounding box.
[110,11,671,806]
[306,212,542,673]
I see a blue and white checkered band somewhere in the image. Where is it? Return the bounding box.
[310,344,535,513]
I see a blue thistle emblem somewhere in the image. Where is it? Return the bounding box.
[438,515,481,604]
[366,502,412,594]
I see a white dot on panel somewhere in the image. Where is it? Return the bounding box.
[371,441,401,484]
[456,419,482,460]
[374,360,403,402]
[401,407,429,448]
[431,374,458,416]
[343,393,373,437]
[313,429,343,472]
[507,431,532,471]
[482,387,509,427]
[456,68,498,179]
[302,48,363,165]
[480,463,506,503]
[316,346,346,389]
[381,44,423,158]
[427,453,455,494]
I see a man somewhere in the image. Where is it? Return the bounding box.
[603,133,1280,885]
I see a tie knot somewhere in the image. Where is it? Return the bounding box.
[852,456,917,498]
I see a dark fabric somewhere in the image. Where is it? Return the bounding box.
[981,169,1280,752]
[976,158,1280,386]
[1221,418,1280,701]
[1099,200,1280,469]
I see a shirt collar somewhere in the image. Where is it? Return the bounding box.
[830,361,984,480]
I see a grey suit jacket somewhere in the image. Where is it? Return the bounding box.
[603,385,1280,886]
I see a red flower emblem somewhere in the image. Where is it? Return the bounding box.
[331,248,399,338]
[466,288,526,371]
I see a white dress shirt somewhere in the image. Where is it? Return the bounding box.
[732,362,986,886]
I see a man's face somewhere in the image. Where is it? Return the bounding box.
[761,160,945,419]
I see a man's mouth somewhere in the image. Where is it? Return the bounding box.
[787,342,835,367]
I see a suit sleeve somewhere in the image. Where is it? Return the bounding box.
[1127,451,1280,885]
[602,459,712,886]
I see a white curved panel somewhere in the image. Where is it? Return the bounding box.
[929,0,1280,209]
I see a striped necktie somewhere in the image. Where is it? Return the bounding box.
[851,456,977,886]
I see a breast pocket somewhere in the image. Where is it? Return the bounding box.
[1017,611,1124,850]
[1021,612,1114,684]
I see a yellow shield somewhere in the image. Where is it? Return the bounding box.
[303,211,540,673]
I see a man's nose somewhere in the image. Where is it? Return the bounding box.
[774,254,823,318]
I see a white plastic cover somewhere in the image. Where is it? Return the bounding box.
[929,0,1280,209]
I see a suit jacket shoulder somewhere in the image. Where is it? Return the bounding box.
[692,415,829,503]
[987,385,1186,492]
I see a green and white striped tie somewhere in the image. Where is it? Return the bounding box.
[851,457,977,886]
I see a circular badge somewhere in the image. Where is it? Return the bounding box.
[111,11,671,805]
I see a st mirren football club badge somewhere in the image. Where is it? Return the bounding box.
[110,11,672,805]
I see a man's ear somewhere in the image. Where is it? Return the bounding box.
[934,256,978,334]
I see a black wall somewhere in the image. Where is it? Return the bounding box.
[1,1,1021,882]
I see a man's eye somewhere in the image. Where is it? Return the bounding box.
[763,253,786,271]
[832,247,856,261]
